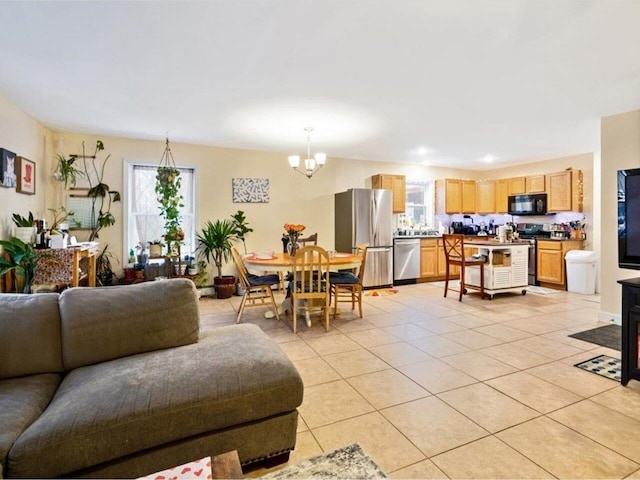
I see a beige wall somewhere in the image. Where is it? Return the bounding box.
[50,131,477,280]
[600,109,640,320]
[0,92,53,239]
[0,91,600,286]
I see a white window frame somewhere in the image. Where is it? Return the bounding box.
[123,160,196,264]
[405,180,435,228]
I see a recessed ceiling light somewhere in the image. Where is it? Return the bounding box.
[481,155,496,163]
[410,146,434,156]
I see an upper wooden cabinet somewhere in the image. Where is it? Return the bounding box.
[476,180,496,214]
[546,169,583,212]
[461,180,477,213]
[508,177,526,195]
[436,179,476,214]
[372,174,406,213]
[526,175,546,193]
[495,179,508,213]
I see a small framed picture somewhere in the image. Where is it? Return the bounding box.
[16,157,36,195]
[0,148,17,188]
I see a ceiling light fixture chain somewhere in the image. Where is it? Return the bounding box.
[159,136,177,168]
[287,127,326,179]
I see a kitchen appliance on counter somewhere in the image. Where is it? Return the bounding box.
[335,189,393,288]
[517,223,551,285]
[393,238,420,283]
[508,193,549,216]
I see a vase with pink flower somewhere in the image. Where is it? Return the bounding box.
[284,223,306,257]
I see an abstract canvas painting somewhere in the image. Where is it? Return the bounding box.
[232,178,270,203]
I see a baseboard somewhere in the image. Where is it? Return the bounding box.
[598,310,621,325]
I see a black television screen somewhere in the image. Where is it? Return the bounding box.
[619,168,640,269]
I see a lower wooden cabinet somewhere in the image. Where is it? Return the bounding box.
[420,239,438,277]
[536,239,584,288]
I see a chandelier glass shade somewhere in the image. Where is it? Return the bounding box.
[288,127,326,179]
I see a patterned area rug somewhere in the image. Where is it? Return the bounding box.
[569,324,621,351]
[575,355,622,382]
[364,288,398,297]
[262,443,387,479]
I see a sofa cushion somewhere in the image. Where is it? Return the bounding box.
[0,374,61,474]
[59,279,200,370]
[7,324,303,478]
[0,293,63,379]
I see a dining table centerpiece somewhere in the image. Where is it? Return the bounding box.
[284,223,306,257]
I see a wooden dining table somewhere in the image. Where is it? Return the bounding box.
[243,251,363,326]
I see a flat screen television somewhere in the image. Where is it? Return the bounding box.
[618,168,640,269]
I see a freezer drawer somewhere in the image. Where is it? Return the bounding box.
[363,247,393,288]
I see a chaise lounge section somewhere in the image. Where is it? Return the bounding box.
[0,279,303,478]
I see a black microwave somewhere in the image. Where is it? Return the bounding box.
[508,193,548,215]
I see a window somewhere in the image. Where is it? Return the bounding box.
[404,181,435,227]
[126,164,195,260]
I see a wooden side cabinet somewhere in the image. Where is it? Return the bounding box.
[536,239,583,288]
[619,278,640,386]
[461,180,477,213]
[436,179,476,214]
[372,174,406,213]
[547,169,583,212]
[508,177,526,195]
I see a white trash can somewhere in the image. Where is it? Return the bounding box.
[565,250,598,294]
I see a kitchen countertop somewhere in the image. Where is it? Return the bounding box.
[393,234,573,242]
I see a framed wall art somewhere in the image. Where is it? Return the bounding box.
[16,156,36,195]
[232,177,270,203]
[0,148,17,188]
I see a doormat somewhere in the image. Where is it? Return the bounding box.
[574,355,621,382]
[262,443,387,479]
[364,288,398,297]
[569,324,621,351]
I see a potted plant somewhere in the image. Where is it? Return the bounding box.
[196,219,238,299]
[149,240,163,258]
[231,210,253,254]
[96,244,118,286]
[155,147,183,256]
[53,153,85,188]
[0,237,46,293]
[11,212,36,245]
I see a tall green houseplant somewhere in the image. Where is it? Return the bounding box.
[196,219,238,299]
[0,238,44,293]
[155,138,183,255]
[231,210,253,254]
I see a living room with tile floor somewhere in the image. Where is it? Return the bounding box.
[199,283,640,479]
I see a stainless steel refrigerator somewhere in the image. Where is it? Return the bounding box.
[334,188,393,288]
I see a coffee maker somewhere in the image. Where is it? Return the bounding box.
[451,222,463,234]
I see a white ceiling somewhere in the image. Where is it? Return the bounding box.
[0,0,639,169]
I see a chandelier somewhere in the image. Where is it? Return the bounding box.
[287,127,326,179]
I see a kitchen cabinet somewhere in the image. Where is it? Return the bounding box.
[537,239,583,288]
[546,169,583,212]
[526,175,546,193]
[495,179,509,213]
[476,180,496,214]
[462,180,477,213]
[436,179,476,214]
[508,177,526,195]
[372,174,406,213]
[420,239,438,277]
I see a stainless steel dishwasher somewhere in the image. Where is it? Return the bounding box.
[393,238,420,282]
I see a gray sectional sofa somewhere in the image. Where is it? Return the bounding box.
[0,279,303,478]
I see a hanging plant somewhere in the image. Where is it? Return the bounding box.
[155,138,184,255]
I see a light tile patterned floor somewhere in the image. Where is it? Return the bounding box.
[199,283,640,479]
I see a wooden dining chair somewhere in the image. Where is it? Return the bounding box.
[442,234,485,301]
[231,247,280,323]
[288,245,330,333]
[298,233,318,246]
[329,244,368,318]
